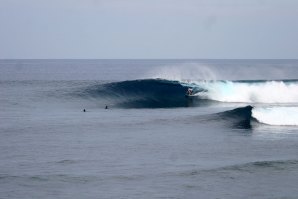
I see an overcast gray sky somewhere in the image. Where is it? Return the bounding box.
[0,0,297,59]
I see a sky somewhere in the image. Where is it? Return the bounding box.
[0,0,298,59]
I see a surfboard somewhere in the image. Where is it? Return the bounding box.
[185,94,196,98]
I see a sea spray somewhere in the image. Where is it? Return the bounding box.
[147,63,217,81]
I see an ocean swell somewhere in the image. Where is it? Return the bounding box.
[78,79,298,108]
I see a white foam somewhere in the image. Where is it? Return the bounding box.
[195,81,298,104]
[252,107,298,126]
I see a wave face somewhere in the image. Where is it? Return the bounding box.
[80,79,209,108]
[192,80,298,103]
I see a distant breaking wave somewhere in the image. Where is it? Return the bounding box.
[212,106,298,127]
[76,78,298,126]
[252,107,298,126]
[211,106,254,129]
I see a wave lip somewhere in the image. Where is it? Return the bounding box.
[252,107,298,126]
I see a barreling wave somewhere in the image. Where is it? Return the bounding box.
[78,79,210,108]
[78,78,298,106]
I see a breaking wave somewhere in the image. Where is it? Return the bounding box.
[78,79,210,108]
[252,107,298,126]
[211,105,298,127]
[80,79,298,106]
[75,79,298,126]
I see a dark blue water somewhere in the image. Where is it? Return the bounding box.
[1,59,298,199]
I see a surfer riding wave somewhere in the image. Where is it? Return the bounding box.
[186,88,193,96]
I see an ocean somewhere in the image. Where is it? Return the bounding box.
[1,59,298,199]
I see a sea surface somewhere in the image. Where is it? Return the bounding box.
[1,59,298,199]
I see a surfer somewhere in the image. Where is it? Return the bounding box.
[186,88,193,96]
[83,109,86,112]
[105,105,108,109]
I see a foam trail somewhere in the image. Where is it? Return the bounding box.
[196,81,298,103]
[252,107,298,126]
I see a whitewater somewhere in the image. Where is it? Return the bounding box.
[1,59,298,199]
